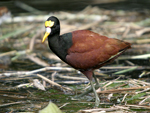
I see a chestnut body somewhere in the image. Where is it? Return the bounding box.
[67,30,130,70]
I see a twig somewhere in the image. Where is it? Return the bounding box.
[15,1,43,14]
[136,27,150,36]
[59,11,108,21]
[102,81,113,89]
[0,101,24,107]
[101,66,150,70]
[125,104,150,109]
[126,54,150,59]
[0,50,17,57]
[97,86,150,94]
[0,67,75,77]
[37,74,72,91]
[79,108,118,112]
[29,29,44,51]
[138,71,150,78]
[56,74,88,81]
[125,60,135,66]
[135,88,150,94]
[136,39,150,44]
[139,95,150,105]
[0,25,34,41]
[42,52,61,61]
[79,105,130,112]
[57,80,89,85]
[122,93,128,103]
[59,102,70,109]
[16,83,33,88]
[78,20,102,30]
[128,79,141,87]
[0,49,31,61]
[122,26,130,38]
[113,66,137,75]
[113,105,129,110]
[27,53,50,67]
[102,76,121,89]
[133,79,150,86]
[51,71,57,82]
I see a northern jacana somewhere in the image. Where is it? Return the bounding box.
[42,16,131,107]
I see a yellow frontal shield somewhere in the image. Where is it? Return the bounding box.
[42,20,54,43]
[45,20,54,27]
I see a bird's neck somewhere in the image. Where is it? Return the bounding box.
[48,25,60,48]
[47,25,73,62]
[48,31,67,62]
[48,33,60,48]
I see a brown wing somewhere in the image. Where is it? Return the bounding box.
[66,30,131,70]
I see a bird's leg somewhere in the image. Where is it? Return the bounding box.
[75,70,94,98]
[74,81,100,107]
[93,72,100,87]
[75,71,101,98]
[74,71,100,107]
[93,72,103,91]
[75,80,100,107]
[90,80,100,107]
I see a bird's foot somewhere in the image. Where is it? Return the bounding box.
[75,87,93,98]
[74,83,102,99]
[95,97,100,107]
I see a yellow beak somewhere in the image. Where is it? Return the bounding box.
[42,32,50,43]
[42,27,51,43]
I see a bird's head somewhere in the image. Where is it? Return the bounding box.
[42,16,59,43]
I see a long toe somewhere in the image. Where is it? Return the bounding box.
[95,96,100,107]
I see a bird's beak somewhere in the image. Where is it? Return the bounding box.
[42,27,51,43]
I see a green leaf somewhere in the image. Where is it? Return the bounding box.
[39,102,62,113]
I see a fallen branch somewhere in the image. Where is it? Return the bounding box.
[42,52,61,61]
[56,74,88,81]
[101,66,150,70]
[27,53,50,67]
[125,104,150,109]
[97,86,150,94]
[136,27,150,36]
[139,95,150,105]
[118,54,150,60]
[0,50,31,61]
[0,101,24,107]
[113,66,137,75]
[0,25,34,41]
[37,74,72,91]
[57,80,89,85]
[29,29,44,51]
[133,79,150,86]
[0,67,76,77]
[0,50,17,57]
[79,105,130,112]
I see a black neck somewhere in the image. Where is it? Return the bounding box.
[50,25,60,36]
[48,24,60,46]
[48,25,68,62]
[47,24,72,63]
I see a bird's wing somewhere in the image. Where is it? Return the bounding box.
[66,30,130,70]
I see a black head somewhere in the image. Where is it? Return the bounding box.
[46,16,60,28]
[42,16,60,43]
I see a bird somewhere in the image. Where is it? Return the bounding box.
[42,16,131,107]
